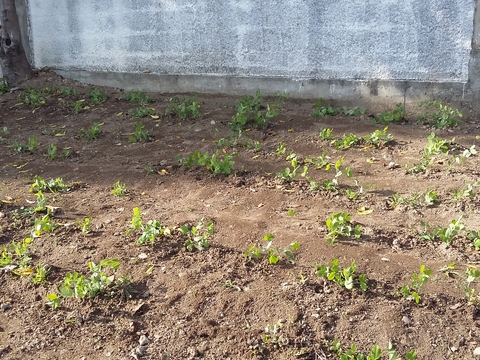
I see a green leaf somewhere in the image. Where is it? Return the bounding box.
[268,255,279,264]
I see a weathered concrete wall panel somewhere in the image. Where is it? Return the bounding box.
[27,0,475,83]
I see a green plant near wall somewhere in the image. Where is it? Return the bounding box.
[228,90,279,131]
[0,78,8,94]
[313,99,340,117]
[374,103,405,124]
[418,101,462,128]
[165,96,201,119]
[177,150,235,175]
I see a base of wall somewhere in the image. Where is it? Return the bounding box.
[55,69,469,108]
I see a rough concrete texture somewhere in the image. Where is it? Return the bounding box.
[28,0,475,83]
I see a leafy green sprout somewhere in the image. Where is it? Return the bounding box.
[46,144,57,160]
[222,279,242,292]
[129,106,155,119]
[129,123,150,142]
[0,126,8,141]
[319,128,334,140]
[0,78,9,94]
[419,216,465,243]
[343,106,366,116]
[181,219,214,251]
[111,181,128,196]
[17,88,45,107]
[332,133,359,150]
[363,127,393,147]
[423,132,450,158]
[400,265,432,304]
[325,212,362,244]
[418,101,462,128]
[315,259,367,291]
[12,136,38,153]
[374,103,405,124]
[58,87,77,97]
[123,90,153,104]
[330,340,416,360]
[467,230,480,251]
[89,88,108,104]
[465,265,480,304]
[126,207,170,245]
[313,99,340,117]
[30,176,69,193]
[177,150,235,175]
[165,96,201,119]
[244,234,299,265]
[228,90,278,131]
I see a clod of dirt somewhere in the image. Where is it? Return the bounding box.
[138,335,150,346]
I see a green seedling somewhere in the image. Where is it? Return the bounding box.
[343,106,366,116]
[222,279,242,292]
[424,189,440,206]
[12,136,38,153]
[363,127,393,147]
[319,128,334,140]
[418,101,461,128]
[111,181,127,196]
[129,123,150,142]
[31,215,59,238]
[315,259,367,291]
[423,132,450,158]
[126,207,169,245]
[313,99,340,117]
[465,266,480,304]
[287,209,297,217]
[276,153,308,182]
[0,78,8,94]
[17,88,45,107]
[181,218,214,251]
[89,88,107,104]
[275,142,287,156]
[228,90,278,131]
[0,237,32,269]
[31,262,50,285]
[46,144,57,160]
[419,216,465,243]
[330,340,416,360]
[177,150,235,175]
[79,122,102,140]
[123,90,153,104]
[404,158,433,174]
[47,258,128,309]
[452,182,478,200]
[374,103,405,124]
[75,217,92,234]
[467,230,480,250]
[325,212,362,244]
[165,96,201,119]
[332,133,359,150]
[0,126,8,141]
[30,176,68,193]
[305,150,331,170]
[129,106,155,118]
[244,234,299,265]
[400,265,432,304]
[58,87,77,97]
[72,100,84,114]
[262,320,288,346]
[217,131,261,151]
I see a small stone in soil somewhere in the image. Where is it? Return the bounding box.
[1,304,12,312]
[402,316,412,325]
[136,346,147,356]
[138,335,150,346]
[474,347,480,356]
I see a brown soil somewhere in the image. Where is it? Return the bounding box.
[1,71,480,360]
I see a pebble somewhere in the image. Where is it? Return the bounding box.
[401,316,412,325]
[474,347,480,356]
[138,253,148,260]
[136,346,147,356]
[1,304,12,312]
[138,335,150,346]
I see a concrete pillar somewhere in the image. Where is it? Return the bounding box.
[468,0,480,96]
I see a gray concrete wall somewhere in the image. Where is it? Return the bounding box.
[17,0,480,101]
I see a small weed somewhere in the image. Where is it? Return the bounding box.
[73,100,84,114]
[30,176,69,193]
[305,151,331,170]
[89,88,107,104]
[129,123,151,142]
[58,87,77,97]
[244,234,299,265]
[216,131,261,152]
[75,217,92,234]
[228,90,278,131]
[404,158,433,174]
[0,237,32,270]
[31,262,50,285]
[31,215,59,238]
[12,136,38,153]
[465,265,480,304]
[399,265,431,304]
[222,279,242,292]
[0,78,8,94]
[315,259,367,291]
[18,88,45,107]
[319,128,334,140]
[287,209,297,217]
[374,103,405,124]
[123,90,153,104]
[129,106,155,119]
[126,207,169,245]
[79,122,102,140]
[275,142,287,156]
[467,230,480,250]
[325,212,362,244]
[165,96,201,119]
[363,127,393,147]
[423,132,450,158]
[419,217,465,243]
[418,101,461,128]
[0,126,8,141]
[313,99,340,117]
[111,181,127,197]
[343,106,366,116]
[332,133,359,150]
[276,153,308,182]
[181,218,214,251]
[46,144,57,161]
[262,320,288,346]
[452,182,478,200]
[177,150,235,175]
[330,340,416,360]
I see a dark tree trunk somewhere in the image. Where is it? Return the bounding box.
[0,0,33,86]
